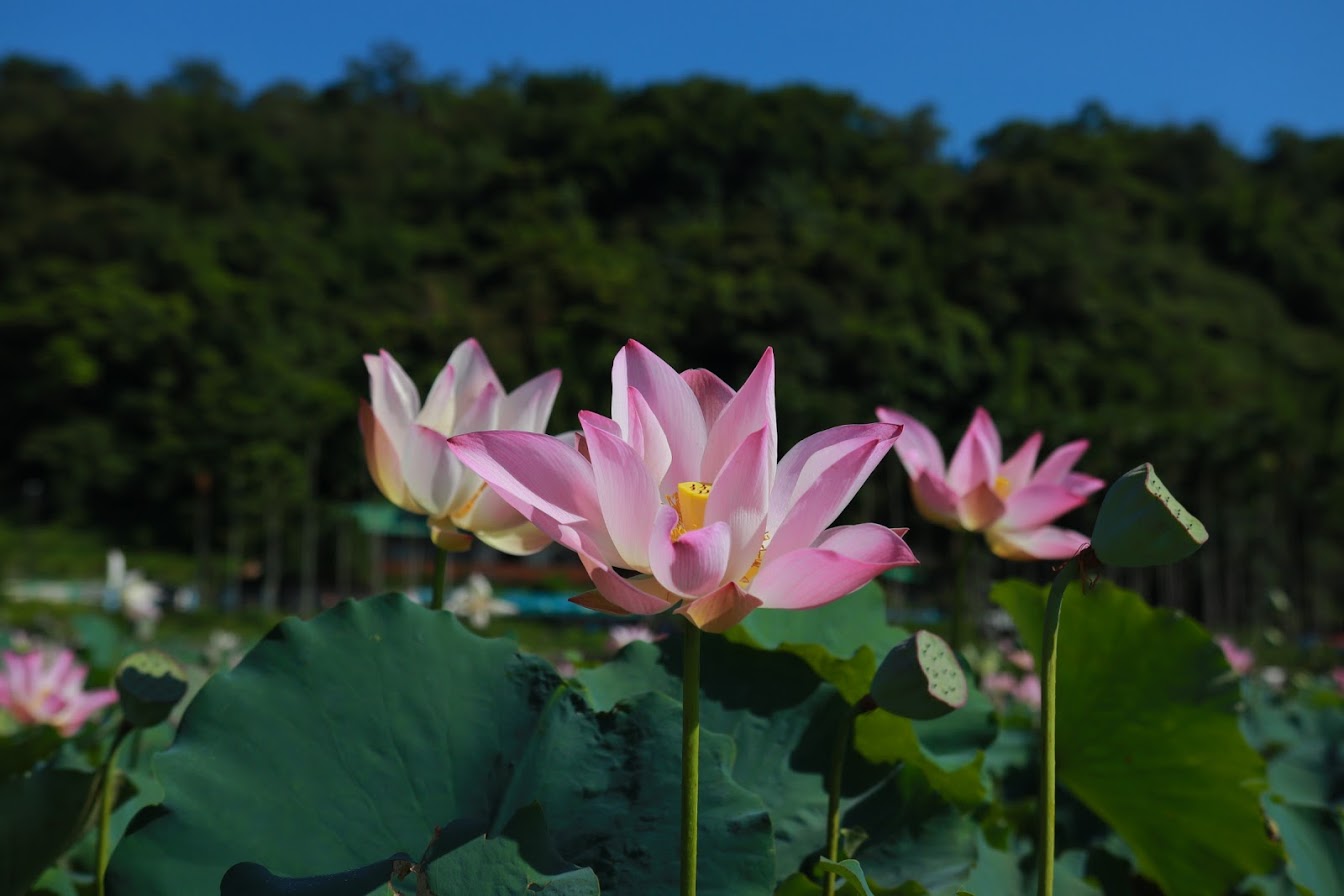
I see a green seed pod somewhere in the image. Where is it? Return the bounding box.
[115,650,189,729]
[1090,464,1208,568]
[868,630,967,720]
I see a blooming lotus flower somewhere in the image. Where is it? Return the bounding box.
[0,648,118,736]
[360,340,562,555]
[444,572,519,630]
[449,341,916,633]
[1215,635,1254,676]
[1332,667,1344,693]
[875,406,1104,560]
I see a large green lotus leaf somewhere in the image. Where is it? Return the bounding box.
[725,586,996,807]
[0,767,98,896]
[107,594,775,896]
[580,638,986,892]
[992,579,1279,894]
[1262,798,1344,896]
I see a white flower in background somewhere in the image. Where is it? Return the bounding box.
[444,573,519,630]
[605,624,662,655]
[121,570,163,639]
[204,630,244,669]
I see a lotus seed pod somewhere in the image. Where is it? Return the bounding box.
[1090,463,1207,568]
[868,630,967,720]
[115,650,188,729]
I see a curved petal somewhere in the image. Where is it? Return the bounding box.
[647,505,732,597]
[910,471,961,529]
[417,362,458,434]
[997,483,1087,530]
[402,424,463,519]
[985,525,1090,561]
[999,432,1043,490]
[450,480,528,536]
[704,426,771,582]
[875,408,945,479]
[473,519,552,556]
[445,338,504,408]
[749,524,916,610]
[365,351,420,447]
[612,340,706,486]
[447,431,610,558]
[772,423,902,526]
[682,367,735,433]
[624,388,672,492]
[958,482,1007,531]
[701,347,776,483]
[579,566,679,616]
[500,368,562,434]
[359,400,426,513]
[946,407,1000,495]
[676,582,763,633]
[1030,439,1089,486]
[582,412,661,570]
[1063,471,1106,497]
[768,423,902,557]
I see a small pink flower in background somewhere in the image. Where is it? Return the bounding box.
[360,339,562,555]
[1215,635,1254,676]
[450,341,917,632]
[1331,667,1344,692]
[606,624,664,655]
[875,406,1104,560]
[1014,674,1042,710]
[982,645,1041,711]
[0,649,118,736]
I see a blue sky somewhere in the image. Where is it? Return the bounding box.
[3,0,1341,158]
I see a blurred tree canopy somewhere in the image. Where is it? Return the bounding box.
[1,49,1340,626]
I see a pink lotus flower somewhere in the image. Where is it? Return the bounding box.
[874,406,1104,560]
[360,339,562,555]
[0,648,118,736]
[1215,635,1254,676]
[449,341,917,632]
[1331,667,1344,692]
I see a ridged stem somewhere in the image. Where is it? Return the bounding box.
[1038,557,1079,896]
[681,620,702,896]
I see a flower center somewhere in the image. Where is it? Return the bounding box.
[669,481,712,540]
[992,475,1013,500]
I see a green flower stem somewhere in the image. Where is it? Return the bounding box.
[1038,556,1080,896]
[950,531,970,647]
[430,548,447,611]
[822,703,861,896]
[681,619,702,896]
[97,724,133,896]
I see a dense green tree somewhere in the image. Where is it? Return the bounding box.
[1,49,1340,627]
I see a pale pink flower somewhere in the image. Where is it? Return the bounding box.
[981,672,1020,702]
[360,339,562,555]
[1014,674,1042,710]
[1004,647,1035,673]
[1215,635,1254,676]
[449,341,916,632]
[0,649,118,736]
[1331,667,1344,692]
[875,406,1104,560]
[606,624,663,654]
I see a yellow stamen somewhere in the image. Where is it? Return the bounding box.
[992,475,1013,500]
[668,481,713,542]
[739,531,772,586]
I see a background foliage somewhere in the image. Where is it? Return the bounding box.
[2,48,1341,628]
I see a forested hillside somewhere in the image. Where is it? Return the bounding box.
[2,48,1340,628]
